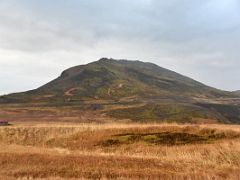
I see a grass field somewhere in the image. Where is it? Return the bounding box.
[0,123,240,179]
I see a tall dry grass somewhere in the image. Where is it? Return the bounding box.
[0,123,240,179]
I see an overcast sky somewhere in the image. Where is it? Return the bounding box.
[0,0,240,95]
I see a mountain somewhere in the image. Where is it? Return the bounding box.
[0,58,233,102]
[234,90,240,96]
[1,58,240,123]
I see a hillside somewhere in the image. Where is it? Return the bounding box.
[234,90,240,96]
[0,58,233,102]
[0,58,240,123]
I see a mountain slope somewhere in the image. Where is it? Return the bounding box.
[234,90,240,96]
[40,58,233,99]
[0,58,239,123]
[1,58,233,103]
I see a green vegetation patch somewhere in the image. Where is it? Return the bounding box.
[106,103,216,123]
[100,132,224,146]
[197,103,240,124]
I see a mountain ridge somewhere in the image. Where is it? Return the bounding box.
[0,58,239,124]
[30,58,234,100]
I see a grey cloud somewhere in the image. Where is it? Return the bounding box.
[0,0,240,94]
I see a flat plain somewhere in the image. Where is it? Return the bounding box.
[0,123,240,180]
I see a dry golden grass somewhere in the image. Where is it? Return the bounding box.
[0,123,240,179]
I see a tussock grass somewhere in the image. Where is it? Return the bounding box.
[0,123,240,179]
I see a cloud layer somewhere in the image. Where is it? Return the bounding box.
[0,0,240,94]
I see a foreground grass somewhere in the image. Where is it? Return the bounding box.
[0,123,240,179]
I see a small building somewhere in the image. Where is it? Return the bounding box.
[0,121,9,126]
